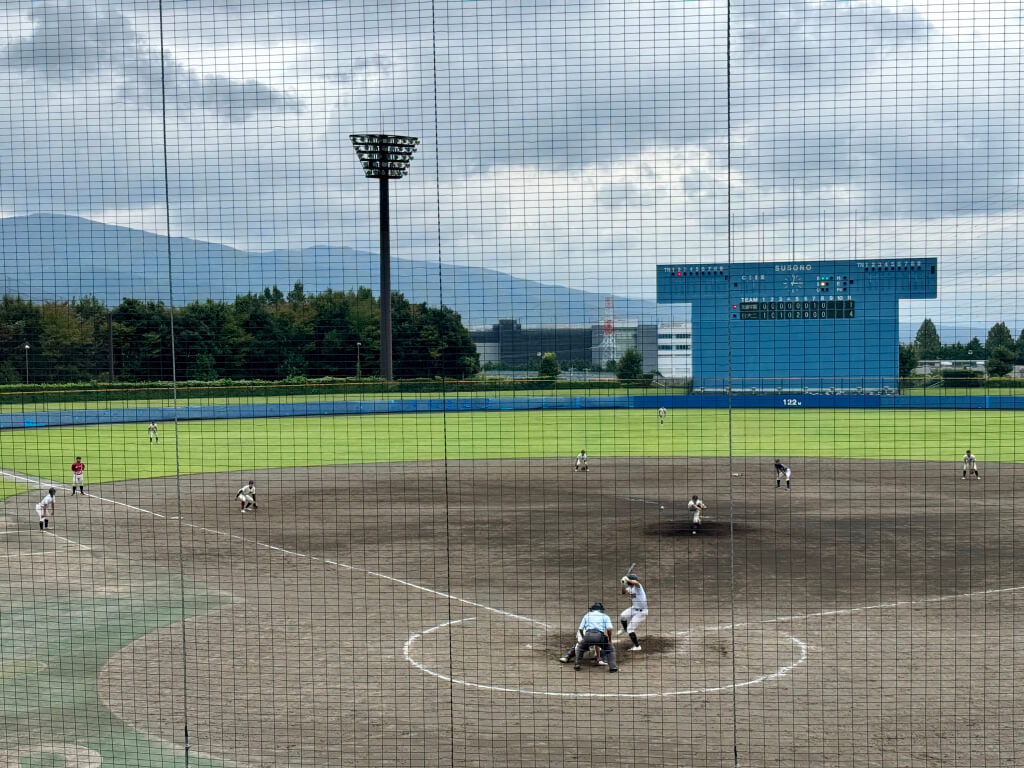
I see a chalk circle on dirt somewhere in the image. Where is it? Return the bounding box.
[404,615,809,699]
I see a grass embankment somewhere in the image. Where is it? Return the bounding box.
[0,408,1020,486]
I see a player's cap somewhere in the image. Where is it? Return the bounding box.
[590,602,604,611]
[624,574,637,582]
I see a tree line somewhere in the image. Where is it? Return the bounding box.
[901,319,1024,377]
[0,284,480,384]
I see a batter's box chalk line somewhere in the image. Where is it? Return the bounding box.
[402,617,810,699]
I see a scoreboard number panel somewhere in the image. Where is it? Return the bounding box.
[738,300,855,320]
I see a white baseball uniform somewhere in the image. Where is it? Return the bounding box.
[575,452,588,470]
[236,486,255,508]
[35,493,55,521]
[775,463,791,481]
[688,497,707,524]
[620,582,649,633]
[963,453,980,477]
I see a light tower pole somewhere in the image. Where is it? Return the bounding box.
[349,134,420,381]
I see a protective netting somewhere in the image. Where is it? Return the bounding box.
[0,1,1022,767]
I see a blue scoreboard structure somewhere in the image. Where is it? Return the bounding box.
[656,258,938,391]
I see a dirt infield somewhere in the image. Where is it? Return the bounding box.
[3,457,1023,767]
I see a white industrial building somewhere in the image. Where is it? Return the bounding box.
[657,322,693,379]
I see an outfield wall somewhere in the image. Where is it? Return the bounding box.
[2,393,1024,429]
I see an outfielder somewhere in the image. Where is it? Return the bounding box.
[559,602,617,672]
[617,574,648,651]
[963,450,981,480]
[575,450,589,472]
[35,488,56,530]
[658,406,667,425]
[148,422,159,443]
[236,481,258,511]
[774,459,792,491]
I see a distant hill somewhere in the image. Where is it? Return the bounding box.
[0,214,669,326]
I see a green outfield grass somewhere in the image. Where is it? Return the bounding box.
[0,479,27,502]
[0,386,689,414]
[1,407,1021,486]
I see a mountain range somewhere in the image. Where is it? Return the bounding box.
[0,214,669,327]
[0,214,989,340]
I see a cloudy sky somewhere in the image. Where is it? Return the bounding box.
[0,0,1021,335]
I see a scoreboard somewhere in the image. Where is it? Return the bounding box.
[737,300,855,320]
[655,258,937,391]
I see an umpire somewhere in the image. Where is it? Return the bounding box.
[573,602,618,673]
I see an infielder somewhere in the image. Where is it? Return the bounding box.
[70,457,85,495]
[148,422,159,443]
[774,459,792,491]
[687,495,707,525]
[963,450,980,480]
[658,406,667,425]
[575,450,589,472]
[36,488,56,530]
[236,481,258,511]
[617,574,648,651]
[559,602,617,672]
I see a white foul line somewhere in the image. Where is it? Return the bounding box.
[0,467,545,627]
[689,583,1024,633]
[0,531,91,558]
[6,467,1022,700]
[402,618,810,699]
[0,468,166,519]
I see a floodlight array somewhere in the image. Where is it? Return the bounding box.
[350,134,420,179]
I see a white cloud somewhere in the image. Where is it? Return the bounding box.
[0,0,1020,331]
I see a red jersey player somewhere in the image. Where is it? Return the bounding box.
[71,457,85,495]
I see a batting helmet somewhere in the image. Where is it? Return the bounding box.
[590,602,604,611]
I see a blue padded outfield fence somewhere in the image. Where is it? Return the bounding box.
[2,392,1024,430]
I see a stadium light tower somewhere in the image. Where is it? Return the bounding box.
[349,134,420,381]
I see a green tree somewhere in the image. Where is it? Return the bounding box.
[898,343,920,378]
[985,346,1016,377]
[111,299,172,380]
[39,301,96,381]
[985,322,1014,356]
[914,319,941,359]
[966,336,985,358]
[175,300,247,380]
[616,348,644,380]
[0,360,20,384]
[537,352,560,379]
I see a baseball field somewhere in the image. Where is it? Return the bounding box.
[0,405,1022,767]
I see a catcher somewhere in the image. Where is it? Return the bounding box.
[559,602,618,671]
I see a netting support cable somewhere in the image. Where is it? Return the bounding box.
[726,0,740,765]
[158,2,191,763]
[429,2,457,765]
